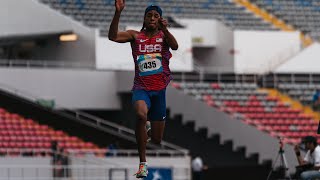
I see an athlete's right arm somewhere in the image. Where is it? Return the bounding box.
[108,0,136,43]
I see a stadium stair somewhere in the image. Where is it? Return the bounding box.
[265,88,320,121]
[164,113,263,167]
[171,81,320,145]
[165,112,273,179]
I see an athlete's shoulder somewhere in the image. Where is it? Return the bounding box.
[159,30,166,36]
[126,30,140,40]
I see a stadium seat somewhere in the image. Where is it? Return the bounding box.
[39,0,278,37]
[171,81,319,145]
[0,106,102,156]
[251,0,320,41]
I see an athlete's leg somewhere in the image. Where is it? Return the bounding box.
[132,90,151,178]
[148,89,167,144]
[134,100,149,162]
[150,121,165,144]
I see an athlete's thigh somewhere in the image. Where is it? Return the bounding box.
[132,90,151,118]
[148,89,166,121]
[134,100,149,116]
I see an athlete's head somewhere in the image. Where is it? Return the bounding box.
[142,5,162,31]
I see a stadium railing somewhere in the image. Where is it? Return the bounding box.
[1,59,320,88]
[0,148,190,180]
[0,82,189,154]
[0,148,187,158]
[0,59,95,69]
[0,164,190,180]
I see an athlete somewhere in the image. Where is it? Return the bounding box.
[108,0,178,178]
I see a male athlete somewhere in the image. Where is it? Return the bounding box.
[108,0,178,178]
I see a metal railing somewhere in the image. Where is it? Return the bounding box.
[0,148,188,158]
[2,59,320,88]
[0,165,125,180]
[0,149,191,180]
[3,59,320,86]
[0,164,190,180]
[0,82,189,155]
[0,59,95,69]
[173,72,320,87]
[60,109,188,153]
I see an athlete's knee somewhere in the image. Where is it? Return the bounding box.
[136,111,147,122]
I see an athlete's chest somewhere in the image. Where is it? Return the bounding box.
[134,35,164,54]
[133,34,165,76]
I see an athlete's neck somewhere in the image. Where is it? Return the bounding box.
[144,29,159,38]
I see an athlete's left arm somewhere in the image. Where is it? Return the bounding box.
[159,18,179,50]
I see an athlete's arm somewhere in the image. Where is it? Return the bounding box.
[159,18,179,50]
[108,0,137,43]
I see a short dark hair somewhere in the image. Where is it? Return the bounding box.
[303,136,318,146]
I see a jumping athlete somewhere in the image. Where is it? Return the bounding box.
[108,0,178,178]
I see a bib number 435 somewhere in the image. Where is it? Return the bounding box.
[140,61,157,70]
[137,53,163,76]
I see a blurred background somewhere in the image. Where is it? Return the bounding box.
[0,0,320,179]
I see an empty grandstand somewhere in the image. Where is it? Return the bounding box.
[40,0,278,37]
[250,0,320,41]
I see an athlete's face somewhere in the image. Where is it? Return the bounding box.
[144,10,161,30]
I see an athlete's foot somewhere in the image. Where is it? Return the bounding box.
[134,163,148,178]
[146,121,151,143]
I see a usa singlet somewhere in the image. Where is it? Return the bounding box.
[131,30,172,91]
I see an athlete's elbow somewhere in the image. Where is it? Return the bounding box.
[108,33,117,41]
[171,44,178,50]
[108,36,117,42]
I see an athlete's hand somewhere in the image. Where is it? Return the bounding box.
[158,18,168,31]
[115,0,125,12]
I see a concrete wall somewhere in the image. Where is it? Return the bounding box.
[234,31,300,74]
[31,0,96,66]
[0,0,96,66]
[96,27,193,72]
[275,42,320,73]
[193,21,234,73]
[0,157,51,177]
[166,87,297,172]
[116,71,135,92]
[0,68,120,109]
[0,0,71,37]
[178,19,218,47]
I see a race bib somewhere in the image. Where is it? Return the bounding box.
[137,53,163,76]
